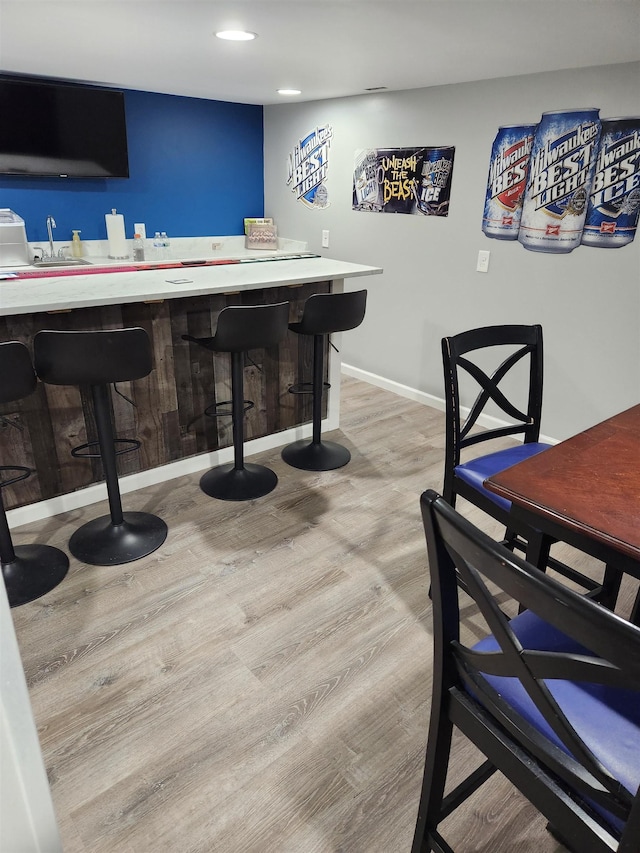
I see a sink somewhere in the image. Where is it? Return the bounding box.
[33,258,93,267]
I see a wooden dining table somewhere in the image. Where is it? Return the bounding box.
[484,403,640,620]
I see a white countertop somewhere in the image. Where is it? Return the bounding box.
[0,255,382,316]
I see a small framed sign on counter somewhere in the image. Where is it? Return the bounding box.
[245,222,278,250]
[243,217,273,234]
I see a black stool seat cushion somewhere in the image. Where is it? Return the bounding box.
[0,341,36,403]
[34,328,153,386]
[289,290,367,336]
[183,302,290,354]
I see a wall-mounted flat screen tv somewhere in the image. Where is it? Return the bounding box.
[0,76,129,178]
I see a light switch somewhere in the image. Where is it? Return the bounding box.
[476,250,490,273]
[322,230,330,248]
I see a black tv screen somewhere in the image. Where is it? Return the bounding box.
[0,76,129,178]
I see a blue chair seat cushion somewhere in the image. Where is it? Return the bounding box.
[455,442,551,513]
[472,609,640,831]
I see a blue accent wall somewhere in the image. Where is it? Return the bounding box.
[0,88,264,245]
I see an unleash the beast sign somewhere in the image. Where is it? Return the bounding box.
[352,147,455,216]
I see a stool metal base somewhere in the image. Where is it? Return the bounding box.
[69,511,167,566]
[200,463,278,501]
[2,544,70,608]
[281,439,351,471]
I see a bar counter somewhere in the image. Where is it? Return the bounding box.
[0,253,380,316]
[0,254,381,519]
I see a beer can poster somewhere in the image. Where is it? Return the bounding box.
[287,124,333,209]
[519,108,601,253]
[482,125,535,240]
[352,147,455,216]
[581,117,640,248]
[480,108,640,253]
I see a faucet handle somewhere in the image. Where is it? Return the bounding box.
[58,246,69,258]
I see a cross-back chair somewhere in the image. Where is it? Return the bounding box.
[442,324,622,606]
[412,489,640,853]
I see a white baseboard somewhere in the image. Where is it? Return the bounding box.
[9,333,345,527]
[9,366,556,528]
[341,363,558,445]
[7,421,316,528]
[341,363,446,411]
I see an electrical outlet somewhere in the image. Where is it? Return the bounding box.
[134,223,146,239]
[476,250,490,273]
[322,230,330,248]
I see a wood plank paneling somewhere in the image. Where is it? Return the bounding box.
[0,408,39,506]
[0,282,330,510]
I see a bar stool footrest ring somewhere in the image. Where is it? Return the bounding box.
[0,465,31,489]
[288,381,331,396]
[71,438,141,459]
[204,399,254,419]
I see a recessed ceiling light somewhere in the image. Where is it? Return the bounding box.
[277,89,302,96]
[215,30,257,41]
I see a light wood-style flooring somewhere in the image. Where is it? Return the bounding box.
[10,376,639,852]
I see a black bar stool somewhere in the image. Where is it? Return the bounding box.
[281,289,367,471]
[0,341,69,607]
[33,328,168,566]
[183,301,290,501]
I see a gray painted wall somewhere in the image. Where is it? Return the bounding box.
[264,62,640,441]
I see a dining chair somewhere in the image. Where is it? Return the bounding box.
[412,489,640,853]
[441,324,622,606]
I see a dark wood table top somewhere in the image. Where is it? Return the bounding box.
[485,404,640,565]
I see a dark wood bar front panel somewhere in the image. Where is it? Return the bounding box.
[0,281,330,510]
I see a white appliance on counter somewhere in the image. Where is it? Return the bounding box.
[0,209,31,267]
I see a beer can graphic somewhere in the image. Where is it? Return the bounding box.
[581,117,640,248]
[353,149,383,211]
[482,125,535,239]
[415,147,455,216]
[518,108,601,253]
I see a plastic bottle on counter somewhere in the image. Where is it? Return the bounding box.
[161,231,171,261]
[133,233,145,262]
[71,230,83,258]
[152,231,163,261]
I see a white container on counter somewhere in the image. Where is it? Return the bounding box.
[105,209,129,259]
[0,209,31,267]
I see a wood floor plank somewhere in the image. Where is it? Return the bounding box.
[8,374,634,851]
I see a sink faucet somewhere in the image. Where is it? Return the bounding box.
[46,215,56,258]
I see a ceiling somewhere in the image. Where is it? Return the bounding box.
[1,1,639,106]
